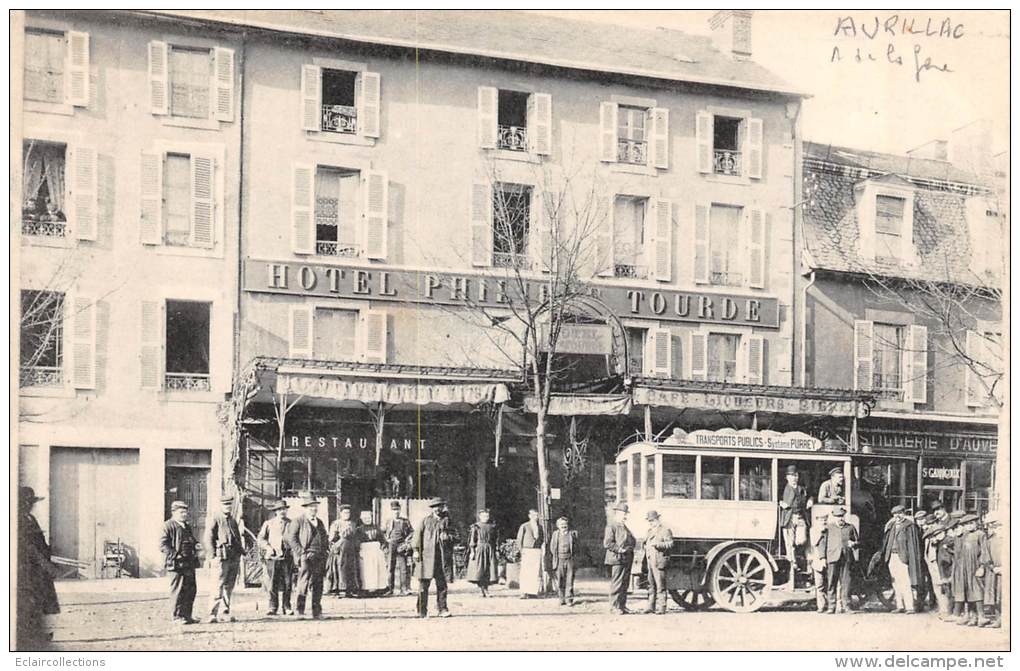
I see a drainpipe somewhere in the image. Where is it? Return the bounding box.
[800,270,816,387]
[233,33,246,383]
[787,98,804,387]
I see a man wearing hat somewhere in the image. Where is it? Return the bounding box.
[642,510,674,615]
[913,511,934,612]
[205,495,248,623]
[18,486,61,648]
[951,514,992,626]
[284,491,329,618]
[879,504,923,613]
[384,500,414,596]
[413,497,452,618]
[603,502,636,615]
[257,501,293,616]
[818,466,846,505]
[159,500,199,625]
[779,465,809,589]
[549,516,580,606]
[816,507,858,614]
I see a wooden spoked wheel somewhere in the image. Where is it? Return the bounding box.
[669,589,715,611]
[710,546,774,613]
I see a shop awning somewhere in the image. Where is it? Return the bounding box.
[524,393,632,416]
[278,373,509,406]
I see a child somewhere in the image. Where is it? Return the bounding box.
[549,516,580,606]
[467,509,498,597]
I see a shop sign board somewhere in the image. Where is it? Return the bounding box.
[853,429,997,458]
[668,429,823,452]
[635,387,861,417]
[538,323,613,355]
[921,458,963,487]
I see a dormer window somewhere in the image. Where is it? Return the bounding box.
[856,177,915,265]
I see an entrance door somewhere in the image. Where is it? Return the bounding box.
[339,477,375,520]
[165,467,210,555]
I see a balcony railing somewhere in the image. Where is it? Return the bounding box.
[613,263,648,279]
[617,139,648,165]
[497,125,528,152]
[316,241,360,257]
[165,372,211,392]
[22,216,67,238]
[322,104,357,134]
[872,377,904,402]
[713,149,743,176]
[709,270,743,286]
[493,251,528,268]
[21,365,63,387]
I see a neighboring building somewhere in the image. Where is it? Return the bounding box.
[799,141,1004,516]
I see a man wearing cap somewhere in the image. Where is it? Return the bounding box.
[205,495,248,623]
[257,501,293,616]
[779,465,809,589]
[18,486,61,647]
[549,516,580,606]
[159,500,199,625]
[817,507,858,614]
[285,491,329,618]
[923,522,952,620]
[603,502,636,615]
[818,467,846,505]
[952,514,992,626]
[413,497,452,618]
[879,505,923,613]
[913,511,934,612]
[384,500,414,596]
[642,511,674,615]
[515,508,546,599]
[930,500,949,525]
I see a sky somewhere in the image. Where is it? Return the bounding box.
[535,10,1010,157]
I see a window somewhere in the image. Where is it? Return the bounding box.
[872,323,904,397]
[875,195,905,258]
[163,153,191,246]
[165,300,211,391]
[616,105,647,164]
[709,205,742,286]
[964,460,993,514]
[20,290,64,387]
[140,149,218,250]
[661,455,696,499]
[629,454,640,500]
[739,458,772,502]
[626,327,645,377]
[321,68,358,134]
[169,46,212,119]
[644,455,656,499]
[492,183,531,267]
[497,90,529,152]
[315,167,360,256]
[707,333,740,383]
[24,29,65,103]
[279,455,311,496]
[613,196,647,278]
[701,456,735,500]
[713,116,742,176]
[22,140,67,237]
[313,308,358,361]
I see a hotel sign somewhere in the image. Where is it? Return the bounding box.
[242,259,780,328]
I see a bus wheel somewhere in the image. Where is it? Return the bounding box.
[710,547,773,613]
[670,589,715,611]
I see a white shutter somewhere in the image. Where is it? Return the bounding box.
[696,111,713,174]
[650,328,672,377]
[71,295,97,389]
[689,332,708,381]
[140,300,164,390]
[965,330,982,407]
[363,170,388,259]
[70,145,98,241]
[358,71,381,138]
[853,320,874,391]
[596,197,614,277]
[213,47,235,122]
[746,335,765,385]
[746,117,763,179]
[189,155,215,249]
[470,182,493,266]
[362,310,388,363]
[139,151,163,245]
[649,107,669,169]
[529,93,552,156]
[477,86,498,149]
[289,305,313,358]
[148,41,169,115]
[300,64,322,131]
[599,102,618,163]
[292,163,315,255]
[66,31,90,107]
[651,198,672,282]
[531,189,553,272]
[904,324,928,404]
[747,207,766,288]
[694,203,710,284]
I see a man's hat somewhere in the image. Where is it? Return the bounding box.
[267,500,287,512]
[828,466,843,477]
[19,486,44,505]
[613,502,629,513]
[890,504,906,515]
[389,500,402,509]
[338,503,352,511]
[171,500,189,511]
[428,497,446,508]
[960,513,978,525]
[923,524,947,540]
[950,509,966,519]
[830,507,847,517]
[297,491,318,507]
[930,500,945,510]
[556,516,569,523]
[646,510,660,521]
[785,465,799,475]
[943,518,960,531]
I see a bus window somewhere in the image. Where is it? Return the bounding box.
[702,456,735,500]
[644,455,656,499]
[630,454,640,500]
[739,457,773,502]
[662,455,696,499]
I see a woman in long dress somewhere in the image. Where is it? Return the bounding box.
[327,505,361,597]
[358,511,389,594]
[467,509,499,597]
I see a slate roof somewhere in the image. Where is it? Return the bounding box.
[146,9,802,96]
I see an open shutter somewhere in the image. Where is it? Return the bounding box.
[470,182,493,266]
[300,64,322,131]
[139,151,163,245]
[292,163,315,254]
[140,300,164,390]
[531,189,553,272]
[289,305,313,358]
[189,155,215,249]
[650,328,672,377]
[358,71,381,138]
[596,197,614,277]
[747,207,766,288]
[853,320,874,391]
[529,93,552,156]
[652,198,672,282]
[693,203,710,284]
[649,107,669,169]
[696,111,713,174]
[965,330,982,407]
[477,86,498,149]
[70,145,98,241]
[746,335,765,385]
[599,102,618,163]
[148,41,169,115]
[72,295,97,389]
[213,47,235,122]
[362,310,388,363]
[363,170,388,259]
[903,324,928,404]
[746,117,763,179]
[689,332,708,381]
[66,31,90,107]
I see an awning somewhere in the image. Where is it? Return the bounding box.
[278,374,509,406]
[524,393,632,416]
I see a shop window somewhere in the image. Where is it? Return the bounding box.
[497,90,529,152]
[165,300,211,391]
[492,182,531,268]
[626,327,646,377]
[701,456,735,500]
[875,195,905,258]
[616,105,648,164]
[24,29,65,104]
[613,196,648,278]
[22,140,68,238]
[20,289,64,388]
[713,116,743,176]
[739,457,772,502]
[315,167,361,257]
[313,308,358,361]
[320,68,358,134]
[661,454,695,499]
[709,204,742,286]
[964,460,993,514]
[169,46,212,119]
[279,455,311,496]
[707,333,740,383]
[872,323,904,398]
[310,457,339,494]
[644,455,656,499]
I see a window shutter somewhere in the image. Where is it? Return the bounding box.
[596,196,614,277]
[300,65,322,132]
[746,117,763,179]
[140,300,164,390]
[529,92,552,156]
[651,198,672,282]
[477,86,498,149]
[289,305,313,358]
[531,189,553,272]
[363,170,388,259]
[599,102,618,163]
[358,71,381,138]
[650,328,672,377]
[693,203,710,284]
[212,47,235,122]
[188,155,215,249]
[853,320,874,391]
[66,31,90,107]
[689,332,708,381]
[362,310,388,363]
[139,151,163,245]
[747,207,766,288]
[903,324,928,404]
[70,145,98,241]
[746,335,765,385]
[292,163,315,255]
[965,330,982,407]
[71,295,97,390]
[696,111,713,174]
[148,41,169,115]
[649,107,669,169]
[470,182,493,267]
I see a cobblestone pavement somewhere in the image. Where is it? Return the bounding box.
[40,578,1007,652]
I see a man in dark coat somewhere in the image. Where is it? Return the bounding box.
[549,516,580,606]
[384,500,413,596]
[17,486,60,649]
[603,502,636,615]
[413,497,452,618]
[778,465,809,588]
[284,492,329,619]
[205,495,248,623]
[952,514,992,627]
[818,466,846,504]
[817,507,858,614]
[159,500,199,625]
[257,500,293,615]
[879,504,923,613]
[642,510,674,615]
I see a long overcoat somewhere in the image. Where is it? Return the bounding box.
[19,512,60,615]
[413,512,454,581]
[880,518,924,586]
[952,530,992,601]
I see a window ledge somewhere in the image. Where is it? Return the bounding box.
[307,131,376,147]
[25,99,75,116]
[19,385,75,399]
[152,244,225,260]
[162,116,222,132]
[702,173,750,186]
[21,234,74,249]
[159,390,224,404]
[610,162,658,177]
[490,149,541,164]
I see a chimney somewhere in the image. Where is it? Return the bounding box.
[709,10,753,60]
[906,139,948,161]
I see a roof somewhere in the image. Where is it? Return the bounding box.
[145,9,803,96]
[805,142,984,187]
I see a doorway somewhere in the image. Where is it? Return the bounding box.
[165,451,211,558]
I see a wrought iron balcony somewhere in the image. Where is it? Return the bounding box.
[165,372,211,392]
[709,271,743,286]
[613,263,648,279]
[493,251,528,268]
[497,125,528,152]
[316,241,360,257]
[617,139,648,165]
[322,104,357,134]
[871,377,903,402]
[713,149,743,176]
[22,216,67,238]
[21,365,63,387]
